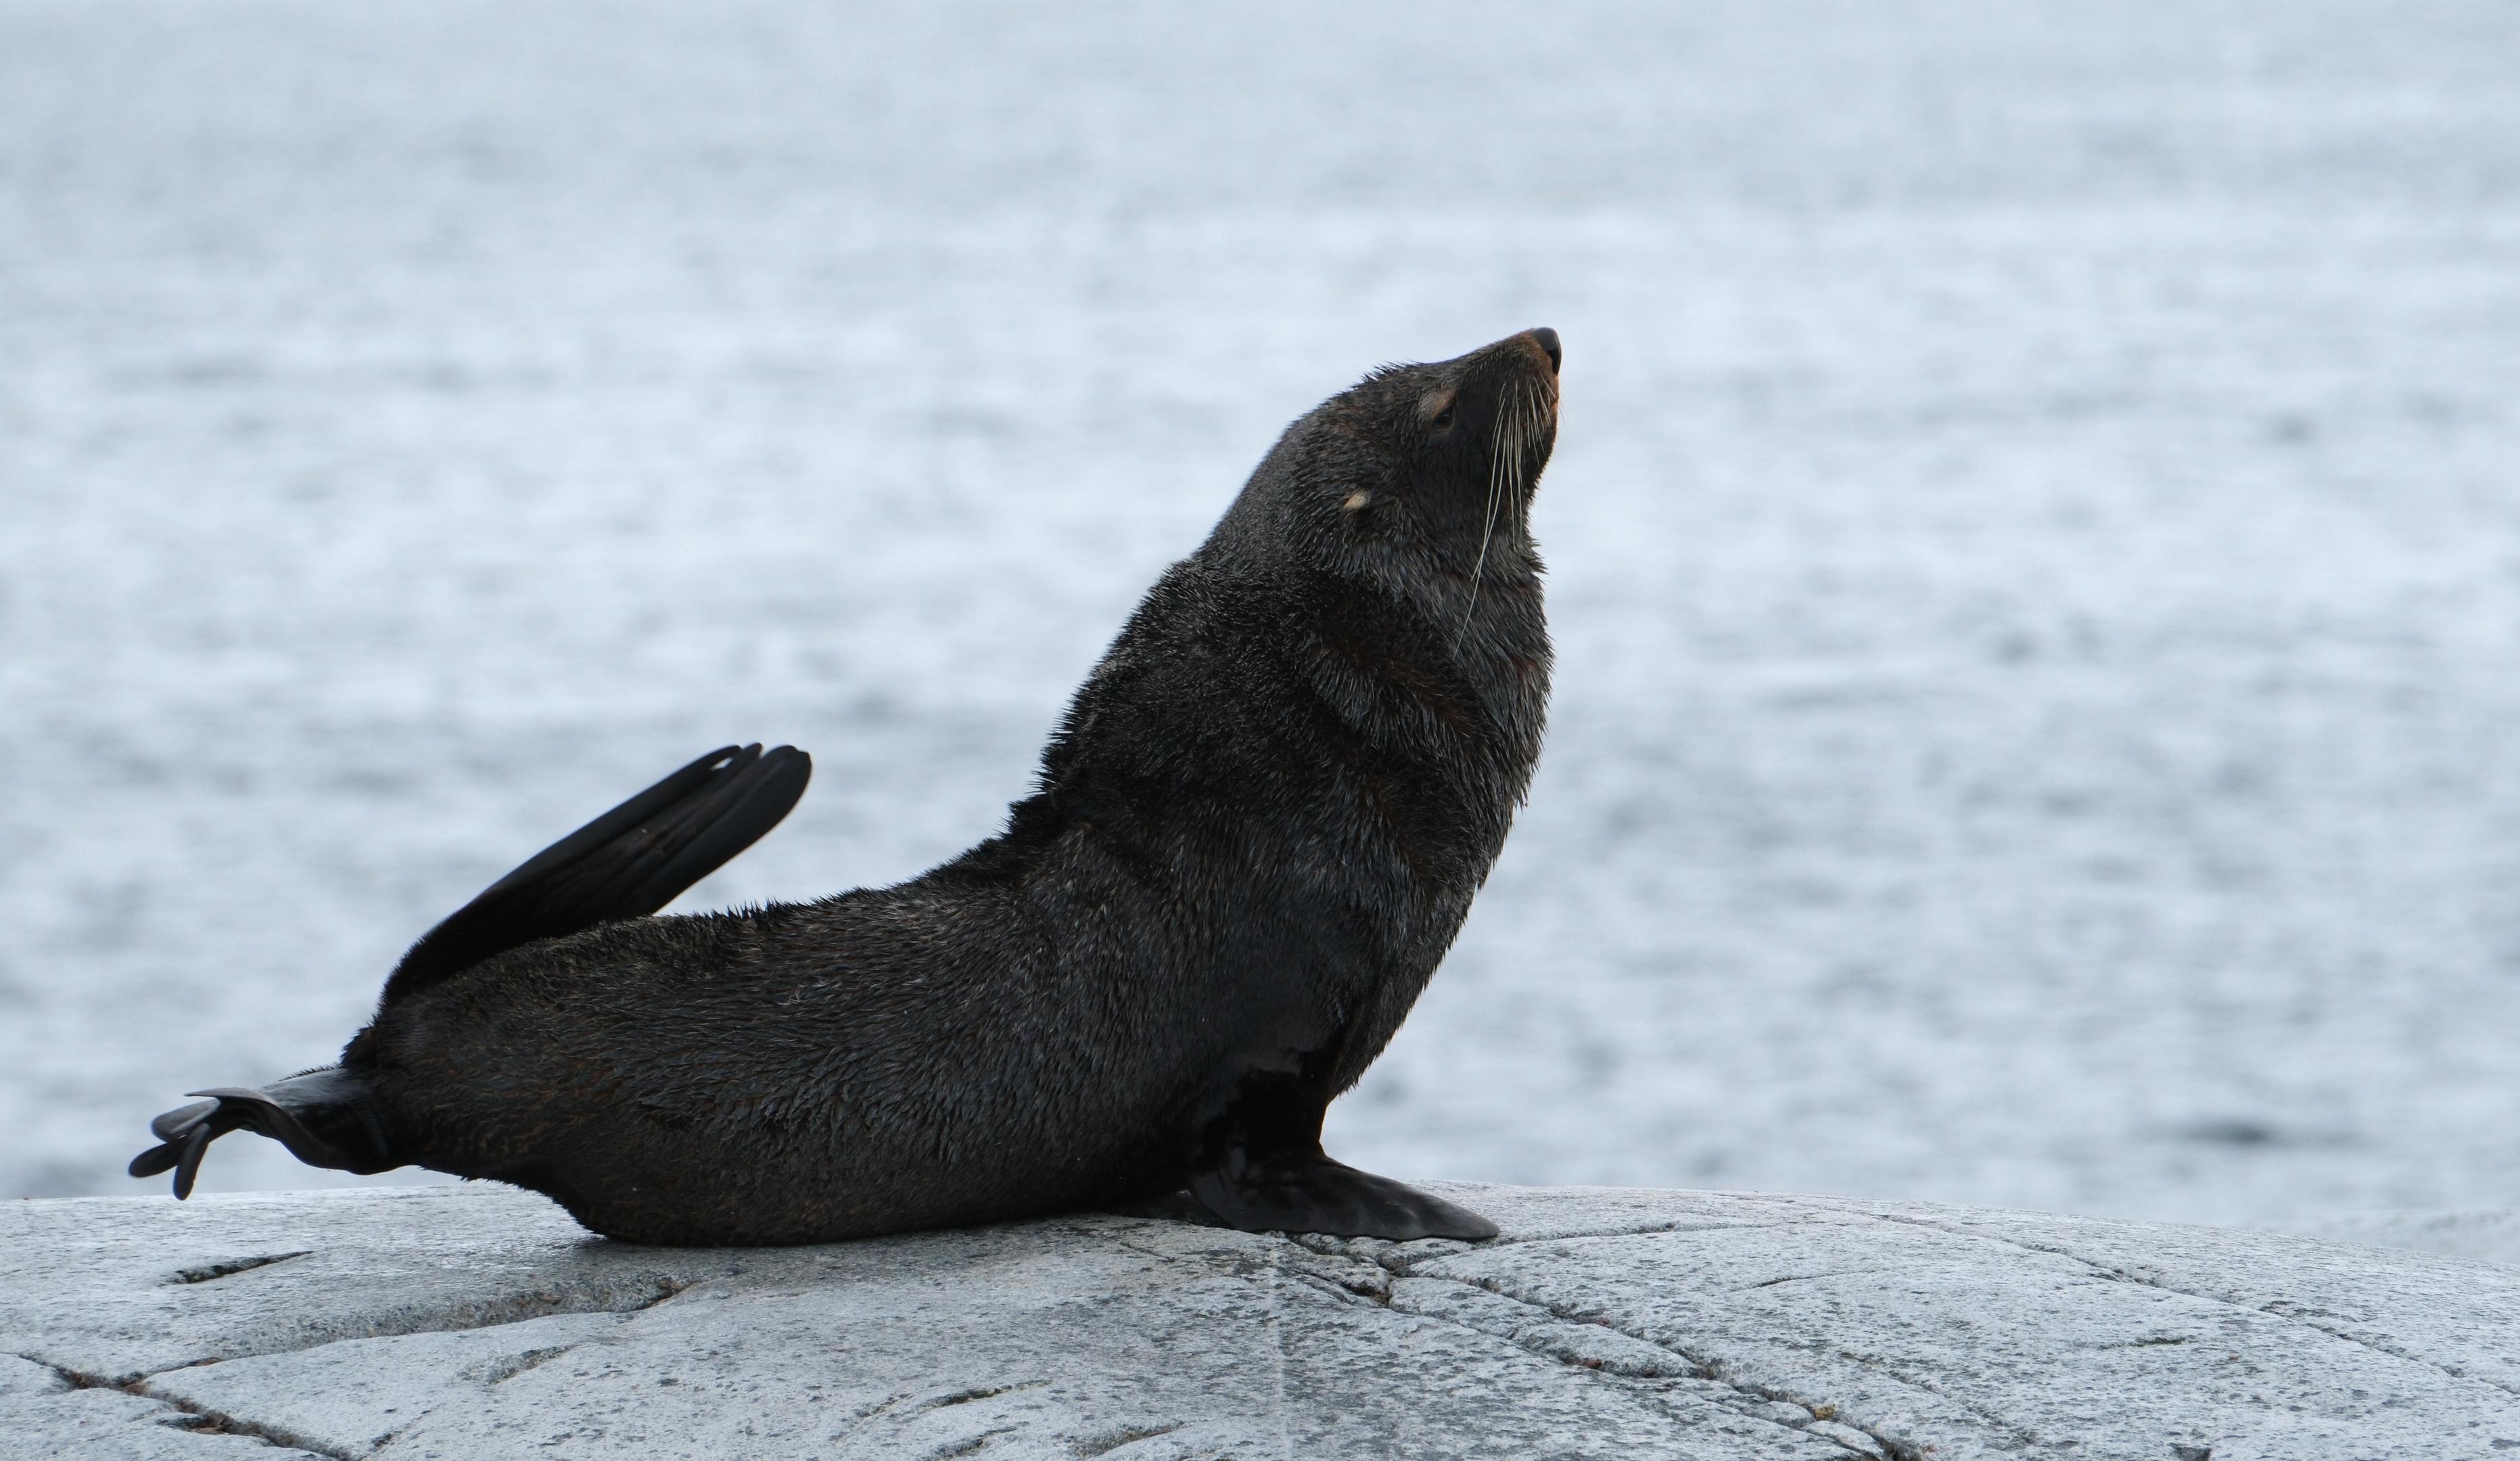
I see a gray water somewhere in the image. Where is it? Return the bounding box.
[4,0,2517,1225]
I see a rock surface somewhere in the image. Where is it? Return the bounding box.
[5,1184,2517,1460]
[2279,1209,2520,1271]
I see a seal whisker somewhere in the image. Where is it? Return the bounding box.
[1454,410,1508,650]
[1456,370,1538,650]
[1503,377,1533,547]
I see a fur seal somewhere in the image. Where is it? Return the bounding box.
[131,327,1562,1245]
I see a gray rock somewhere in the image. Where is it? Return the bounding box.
[2276,1209,2520,1270]
[5,1184,2516,1459]
[1,1351,327,1460]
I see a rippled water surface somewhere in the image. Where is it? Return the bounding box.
[4,0,2517,1223]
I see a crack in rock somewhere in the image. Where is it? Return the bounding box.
[116,1271,697,1385]
[628,1276,695,1312]
[1385,1275,1911,1460]
[153,1400,359,1461]
[1075,1422,1183,1456]
[14,1354,108,1393]
[14,1274,698,1458]
[1464,1273,1934,1461]
[830,1376,1054,1443]
[1088,1225,1901,1456]
[1863,1211,2520,1401]
[20,1353,354,1460]
[1094,1225,1391,1305]
[907,1379,1051,1415]
[471,1342,584,1388]
[168,1252,314,1286]
[11,1352,81,1393]
[1744,1269,1873,1291]
[927,1422,1019,1458]
[1809,1338,2041,1450]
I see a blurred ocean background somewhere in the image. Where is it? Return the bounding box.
[3,1,2516,1225]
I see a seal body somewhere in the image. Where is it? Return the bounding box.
[135,329,1562,1245]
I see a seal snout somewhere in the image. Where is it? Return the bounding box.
[1526,327,1561,375]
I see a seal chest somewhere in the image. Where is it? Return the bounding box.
[133,329,1565,1245]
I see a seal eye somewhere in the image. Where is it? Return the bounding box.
[1430,403,1456,430]
[1424,390,1459,432]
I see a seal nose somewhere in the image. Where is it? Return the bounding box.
[1527,327,1562,375]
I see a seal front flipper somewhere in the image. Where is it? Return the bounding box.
[1184,1069,1499,1241]
[1188,1151,1499,1242]
[128,1066,397,1199]
[383,743,812,1000]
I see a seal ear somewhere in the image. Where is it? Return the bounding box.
[380,743,812,1002]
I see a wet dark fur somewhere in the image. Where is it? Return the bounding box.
[133,329,1561,1245]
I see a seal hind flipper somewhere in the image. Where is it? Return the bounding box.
[133,743,806,1201]
[148,1098,219,1142]
[383,743,812,1000]
[128,1067,398,1199]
